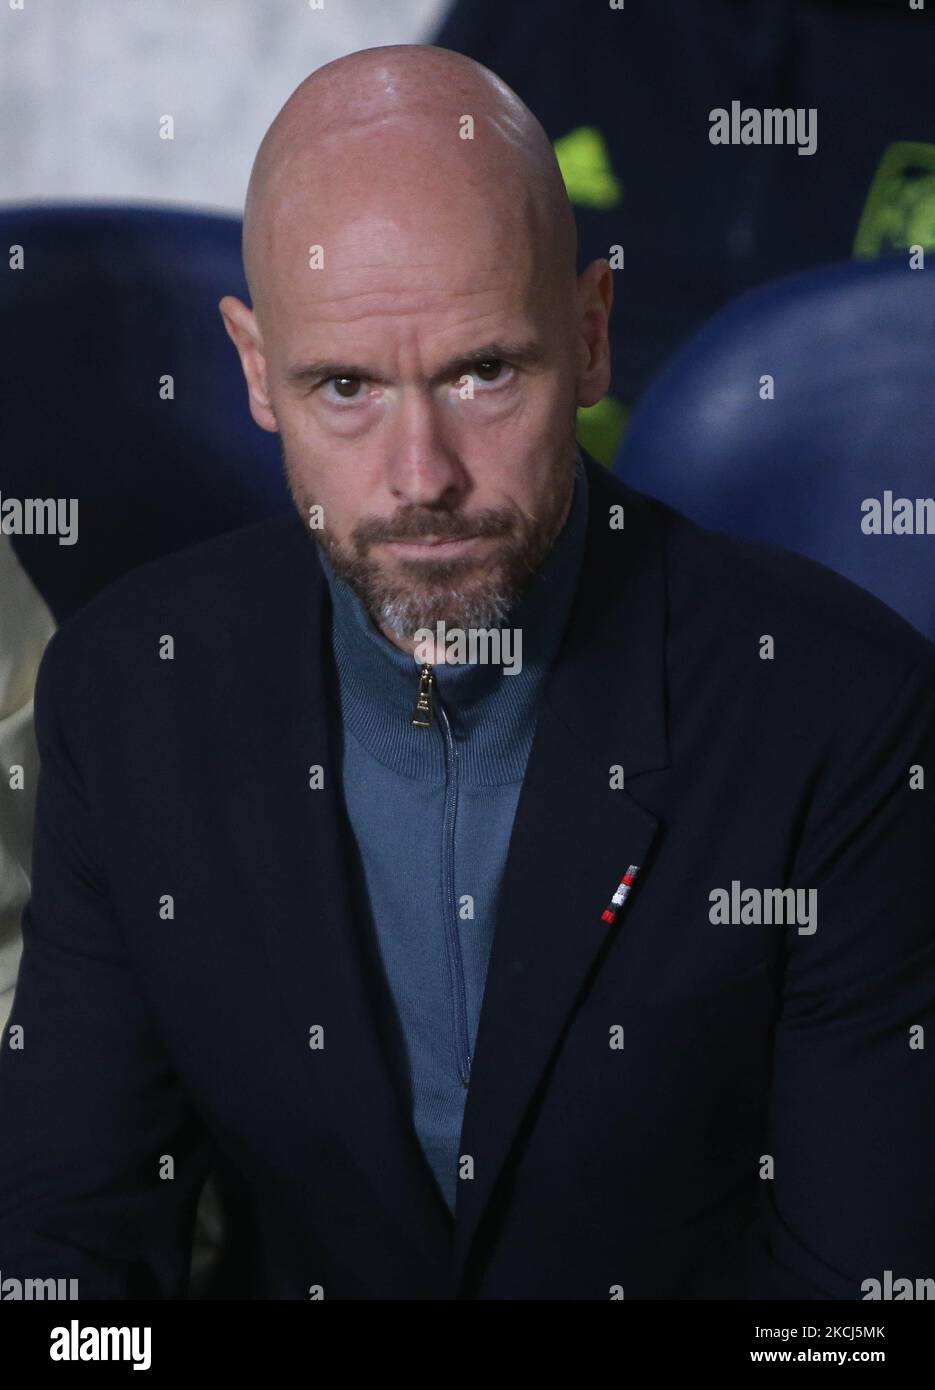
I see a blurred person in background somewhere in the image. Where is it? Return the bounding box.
[0,537,55,1039]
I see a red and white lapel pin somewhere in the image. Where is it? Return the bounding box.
[600,865,641,924]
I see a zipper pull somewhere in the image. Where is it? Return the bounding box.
[411,662,435,728]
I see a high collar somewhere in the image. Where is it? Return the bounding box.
[317,451,590,786]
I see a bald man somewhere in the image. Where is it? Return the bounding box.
[0,45,933,1302]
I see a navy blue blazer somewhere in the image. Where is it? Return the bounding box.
[1,451,933,1299]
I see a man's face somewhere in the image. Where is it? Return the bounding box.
[224,144,610,650]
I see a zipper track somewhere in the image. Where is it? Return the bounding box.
[436,690,472,1089]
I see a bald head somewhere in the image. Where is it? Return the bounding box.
[241,44,577,322]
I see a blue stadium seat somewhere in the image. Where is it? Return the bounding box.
[1,205,291,622]
[614,256,935,642]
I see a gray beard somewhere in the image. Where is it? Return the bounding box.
[283,443,577,644]
[375,578,514,641]
[313,531,535,641]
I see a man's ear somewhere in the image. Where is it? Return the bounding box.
[218,295,278,433]
[574,259,614,410]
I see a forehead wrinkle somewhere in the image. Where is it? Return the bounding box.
[266,212,538,328]
[285,241,537,359]
[289,289,534,365]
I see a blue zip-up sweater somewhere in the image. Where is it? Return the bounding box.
[317,452,590,1213]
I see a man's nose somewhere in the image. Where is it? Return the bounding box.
[384,390,466,504]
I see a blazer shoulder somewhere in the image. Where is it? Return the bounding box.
[639,487,935,679]
[51,513,311,641]
[37,512,317,701]
[594,469,935,720]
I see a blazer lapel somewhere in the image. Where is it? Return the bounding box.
[221,528,454,1281]
[451,458,670,1292]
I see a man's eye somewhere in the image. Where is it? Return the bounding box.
[457,359,512,390]
[324,376,363,400]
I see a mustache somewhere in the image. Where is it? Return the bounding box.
[354,510,514,545]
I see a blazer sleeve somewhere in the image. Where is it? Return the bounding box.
[0,626,214,1299]
[693,644,935,1299]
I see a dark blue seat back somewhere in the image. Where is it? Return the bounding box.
[2,205,291,621]
[615,256,935,641]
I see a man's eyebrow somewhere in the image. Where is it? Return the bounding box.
[286,340,544,391]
